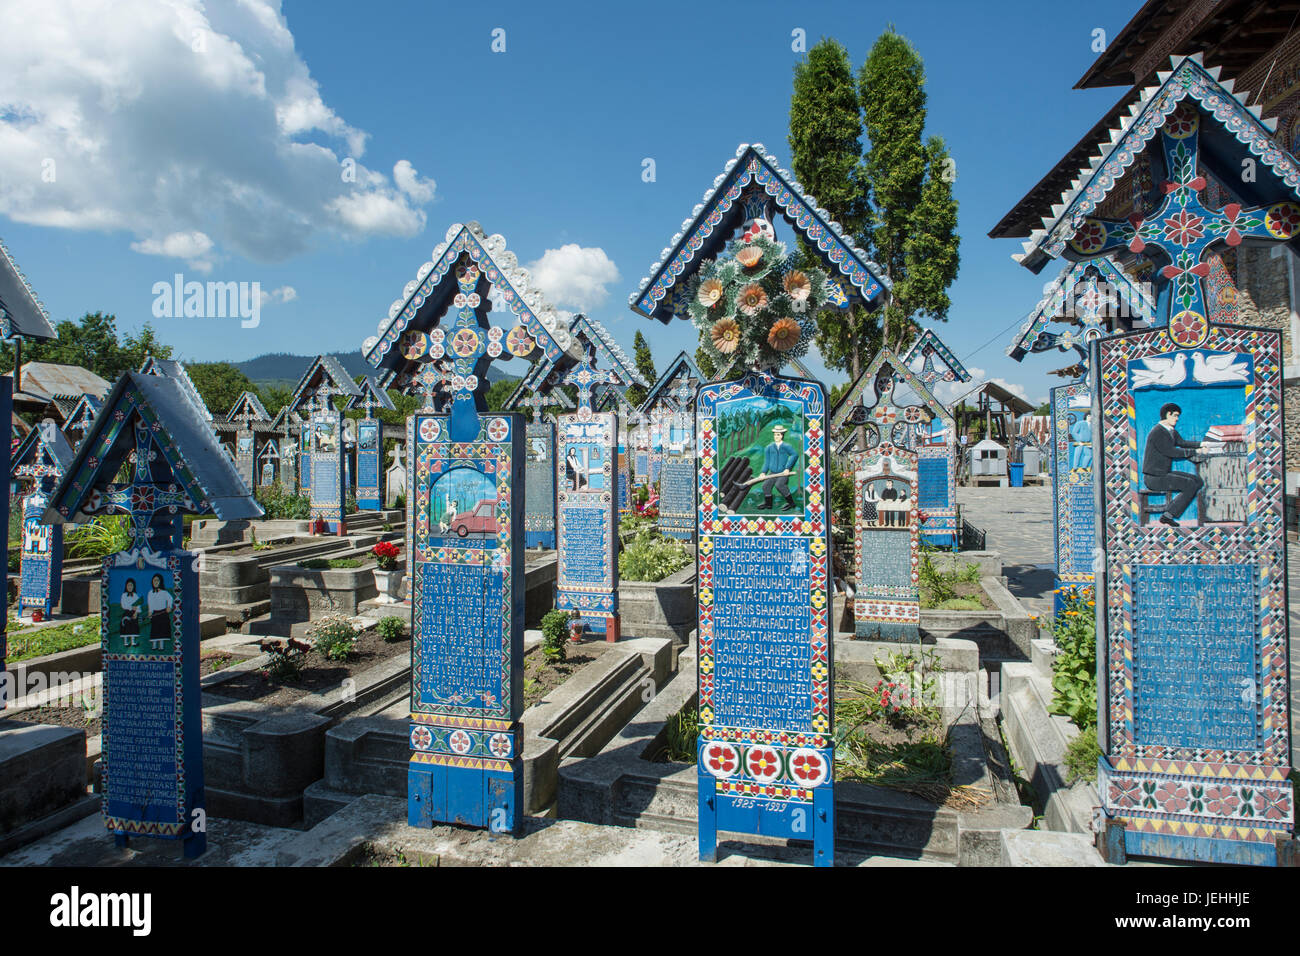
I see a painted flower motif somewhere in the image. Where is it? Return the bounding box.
[745,747,781,780]
[736,246,763,269]
[737,283,768,316]
[1254,789,1289,821]
[710,317,741,354]
[1165,104,1199,138]
[1069,219,1107,254]
[1265,202,1300,239]
[768,317,801,351]
[783,270,812,303]
[1169,310,1206,347]
[1205,785,1240,817]
[1161,210,1205,247]
[705,743,738,776]
[1155,782,1189,813]
[790,751,826,785]
[697,278,725,308]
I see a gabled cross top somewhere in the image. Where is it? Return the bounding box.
[561,358,617,421]
[517,389,550,420]
[1069,101,1300,348]
[97,421,194,551]
[400,256,539,441]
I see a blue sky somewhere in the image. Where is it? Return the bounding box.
[0,0,1147,405]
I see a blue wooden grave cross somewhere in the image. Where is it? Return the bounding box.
[1067,101,1300,345]
[99,421,196,551]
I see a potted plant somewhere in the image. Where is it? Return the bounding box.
[371,541,403,603]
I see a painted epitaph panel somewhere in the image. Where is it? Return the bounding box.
[1096,323,1292,865]
[696,372,833,865]
[310,410,345,528]
[556,411,618,638]
[852,445,919,641]
[235,430,255,489]
[101,552,204,846]
[408,412,524,832]
[356,418,381,510]
[659,460,695,540]
[19,494,61,617]
[1053,381,1097,607]
[524,421,556,549]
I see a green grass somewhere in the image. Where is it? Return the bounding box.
[6,617,101,663]
[299,556,364,570]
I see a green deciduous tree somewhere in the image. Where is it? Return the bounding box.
[187,362,257,417]
[2,312,174,384]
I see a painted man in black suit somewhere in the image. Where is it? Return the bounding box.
[1141,402,1203,527]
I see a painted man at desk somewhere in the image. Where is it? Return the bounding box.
[1141,402,1203,528]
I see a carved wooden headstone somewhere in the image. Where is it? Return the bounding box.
[1009,56,1298,864]
[631,143,892,866]
[697,371,834,863]
[361,221,574,833]
[45,371,261,856]
[1005,258,1154,612]
[286,357,362,532]
[349,375,396,511]
[851,443,919,641]
[10,422,74,620]
[556,359,620,640]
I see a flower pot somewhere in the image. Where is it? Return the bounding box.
[373,567,401,604]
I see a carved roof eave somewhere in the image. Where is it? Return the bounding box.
[630,143,891,323]
[360,221,577,381]
[1014,53,1300,274]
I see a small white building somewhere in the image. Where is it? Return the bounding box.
[969,438,1008,478]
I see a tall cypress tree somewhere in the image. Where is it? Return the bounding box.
[627,329,656,406]
[858,28,959,351]
[788,31,960,374]
[788,38,875,383]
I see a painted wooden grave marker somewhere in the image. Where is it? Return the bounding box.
[632,144,894,865]
[1011,55,1298,864]
[10,421,74,620]
[1006,258,1155,612]
[285,356,362,532]
[556,355,620,640]
[361,221,574,833]
[44,371,262,856]
[348,374,396,511]
[851,442,920,641]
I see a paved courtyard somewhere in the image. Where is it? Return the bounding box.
[957,484,1300,762]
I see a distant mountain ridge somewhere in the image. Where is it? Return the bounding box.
[230,351,510,387]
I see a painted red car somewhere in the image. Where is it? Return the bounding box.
[452,498,498,537]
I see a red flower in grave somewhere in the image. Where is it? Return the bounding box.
[1154,782,1189,813]
[1205,785,1240,817]
[1161,210,1205,247]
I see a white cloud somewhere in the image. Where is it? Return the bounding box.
[393,160,436,203]
[525,245,621,312]
[259,285,296,306]
[0,0,434,264]
[130,230,215,271]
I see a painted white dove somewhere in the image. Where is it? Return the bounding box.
[1191,351,1249,385]
[1130,352,1188,389]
